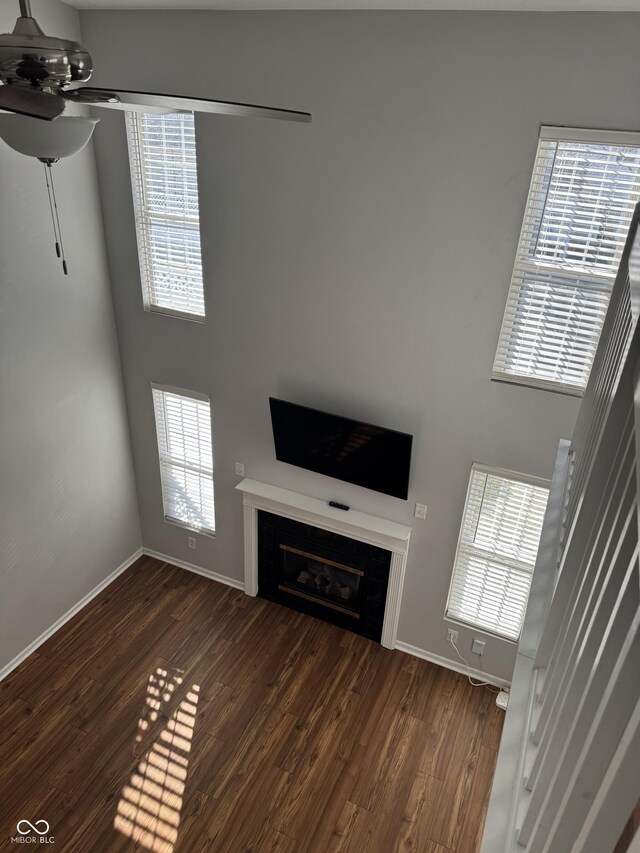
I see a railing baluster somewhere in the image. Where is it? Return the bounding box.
[535,276,634,674]
[526,468,636,798]
[481,205,640,853]
[529,607,640,853]
[531,412,635,750]
[573,699,640,853]
[519,558,639,850]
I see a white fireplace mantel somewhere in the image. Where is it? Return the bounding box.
[236,478,412,649]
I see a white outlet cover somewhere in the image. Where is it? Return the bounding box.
[472,638,486,655]
[414,503,427,519]
[187,536,196,549]
[235,462,245,477]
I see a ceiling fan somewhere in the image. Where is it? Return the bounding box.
[0,0,312,124]
[0,0,311,274]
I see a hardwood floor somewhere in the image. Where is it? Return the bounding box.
[0,556,503,852]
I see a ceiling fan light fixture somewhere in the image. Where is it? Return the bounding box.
[0,114,98,161]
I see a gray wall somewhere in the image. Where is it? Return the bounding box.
[0,1,141,670]
[83,10,640,681]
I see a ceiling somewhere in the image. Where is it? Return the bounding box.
[67,0,640,10]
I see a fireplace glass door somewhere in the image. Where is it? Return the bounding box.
[279,544,362,619]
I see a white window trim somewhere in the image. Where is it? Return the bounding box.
[539,125,640,146]
[152,382,209,403]
[445,463,550,643]
[126,112,206,322]
[492,124,640,397]
[151,382,216,538]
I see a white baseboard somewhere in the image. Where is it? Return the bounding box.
[1,549,504,691]
[142,548,244,591]
[0,547,243,685]
[0,547,144,684]
[395,640,510,689]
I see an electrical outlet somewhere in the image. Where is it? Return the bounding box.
[447,628,458,645]
[472,638,486,656]
[187,536,196,550]
[235,462,245,477]
[414,503,427,519]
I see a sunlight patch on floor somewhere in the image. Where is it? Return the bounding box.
[114,667,200,852]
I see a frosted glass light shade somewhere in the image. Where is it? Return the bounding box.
[0,115,98,160]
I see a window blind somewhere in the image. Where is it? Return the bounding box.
[446,465,549,642]
[493,127,640,395]
[152,384,215,535]
[126,112,205,319]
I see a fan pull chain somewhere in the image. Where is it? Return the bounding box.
[43,162,68,275]
[43,164,61,259]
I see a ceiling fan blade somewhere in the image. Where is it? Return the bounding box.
[0,85,65,120]
[64,87,311,123]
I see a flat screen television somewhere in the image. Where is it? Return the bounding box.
[269,398,412,500]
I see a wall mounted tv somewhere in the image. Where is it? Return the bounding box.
[269,398,413,500]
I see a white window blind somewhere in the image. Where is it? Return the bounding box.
[126,112,205,319]
[446,465,549,642]
[493,126,640,395]
[152,384,215,535]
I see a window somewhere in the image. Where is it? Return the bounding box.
[151,384,215,535]
[126,112,205,319]
[493,126,640,395]
[446,465,549,641]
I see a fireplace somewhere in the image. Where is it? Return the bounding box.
[258,511,391,642]
[236,479,412,649]
[279,544,362,618]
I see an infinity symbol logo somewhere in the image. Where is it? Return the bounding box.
[16,820,50,836]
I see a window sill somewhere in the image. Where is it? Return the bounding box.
[491,372,585,398]
[164,516,216,539]
[145,305,206,324]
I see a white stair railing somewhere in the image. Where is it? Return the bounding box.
[481,205,640,853]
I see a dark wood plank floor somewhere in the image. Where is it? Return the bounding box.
[0,556,503,852]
